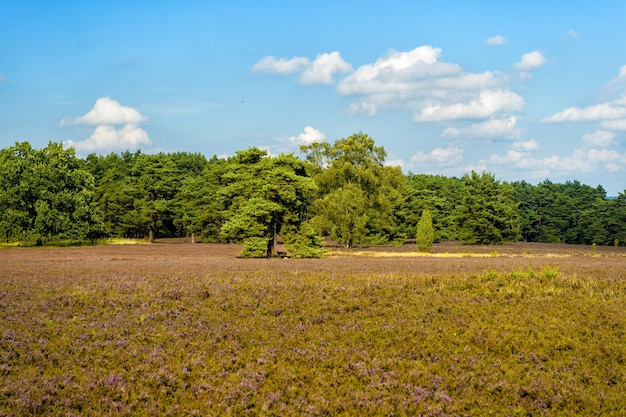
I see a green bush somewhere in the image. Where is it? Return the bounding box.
[284,222,327,258]
[240,237,269,258]
[416,209,434,252]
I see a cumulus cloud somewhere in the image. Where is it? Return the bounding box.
[602,64,626,98]
[489,140,540,169]
[514,51,547,71]
[61,97,151,152]
[253,51,351,84]
[488,133,626,178]
[287,126,326,144]
[543,97,626,123]
[60,97,148,126]
[512,140,539,152]
[442,115,521,139]
[301,52,352,84]
[485,35,506,45]
[335,46,522,136]
[411,146,463,166]
[257,45,526,140]
[252,56,310,74]
[337,46,465,98]
[64,124,151,152]
[582,130,616,147]
[415,90,524,122]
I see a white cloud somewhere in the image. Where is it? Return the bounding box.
[490,149,538,169]
[252,56,310,74]
[287,126,326,144]
[600,119,626,130]
[543,97,626,123]
[385,158,405,169]
[489,147,626,175]
[0,74,5,81]
[61,97,148,126]
[489,140,540,169]
[337,46,462,97]
[602,64,626,98]
[415,90,524,122]
[512,140,539,151]
[514,51,547,71]
[253,51,351,85]
[485,35,506,45]
[301,52,352,85]
[60,97,151,153]
[64,124,151,152]
[411,146,463,166]
[335,46,521,134]
[442,115,521,139]
[542,149,596,173]
[583,130,616,147]
[259,45,526,140]
[564,29,580,40]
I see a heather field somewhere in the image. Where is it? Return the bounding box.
[1,243,626,416]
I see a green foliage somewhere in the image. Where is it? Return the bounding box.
[0,142,104,243]
[416,209,434,252]
[302,132,406,246]
[457,171,521,245]
[2,140,626,247]
[283,221,327,258]
[240,237,270,258]
[397,174,464,241]
[219,149,322,257]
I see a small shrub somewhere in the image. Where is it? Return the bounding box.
[538,266,559,279]
[416,209,435,253]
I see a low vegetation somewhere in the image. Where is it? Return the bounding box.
[1,243,625,415]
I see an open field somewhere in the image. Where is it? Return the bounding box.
[1,242,626,416]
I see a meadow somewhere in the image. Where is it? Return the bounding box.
[1,242,625,416]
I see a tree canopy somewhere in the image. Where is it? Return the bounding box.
[1,137,624,251]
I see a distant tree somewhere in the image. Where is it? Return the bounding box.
[0,141,104,243]
[416,209,435,252]
[397,174,464,241]
[174,156,228,243]
[511,180,542,242]
[456,171,520,245]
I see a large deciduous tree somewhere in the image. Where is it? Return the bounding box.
[0,142,104,243]
[301,132,406,247]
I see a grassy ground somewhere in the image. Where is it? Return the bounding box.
[1,242,625,416]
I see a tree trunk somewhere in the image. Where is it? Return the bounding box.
[149,224,155,243]
[191,232,195,244]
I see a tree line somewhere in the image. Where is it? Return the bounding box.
[1,133,625,255]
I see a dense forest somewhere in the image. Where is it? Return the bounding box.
[1,133,625,256]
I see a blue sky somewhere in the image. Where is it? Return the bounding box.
[1,1,626,195]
